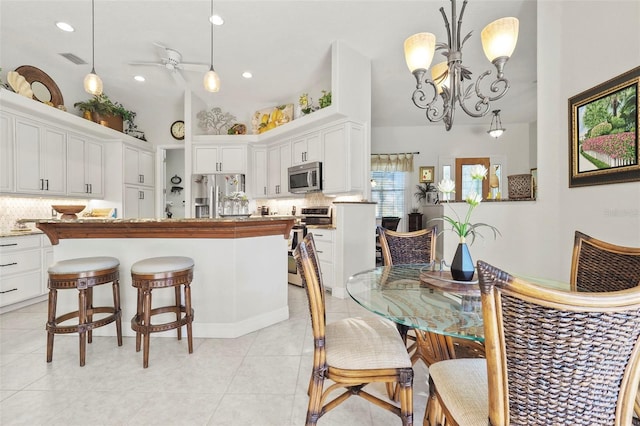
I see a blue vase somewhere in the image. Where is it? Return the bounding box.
[451,242,475,281]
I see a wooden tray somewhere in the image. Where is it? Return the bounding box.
[419,270,480,294]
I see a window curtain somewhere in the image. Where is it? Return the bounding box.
[371,153,414,172]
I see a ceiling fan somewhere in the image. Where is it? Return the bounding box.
[129,42,208,86]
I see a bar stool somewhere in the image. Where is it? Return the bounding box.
[46,256,123,367]
[130,256,194,368]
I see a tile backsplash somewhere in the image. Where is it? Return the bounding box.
[0,197,90,233]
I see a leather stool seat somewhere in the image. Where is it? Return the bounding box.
[46,256,123,366]
[131,256,195,368]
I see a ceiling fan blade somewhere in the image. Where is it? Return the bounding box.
[129,62,164,67]
[171,69,187,87]
[178,63,209,72]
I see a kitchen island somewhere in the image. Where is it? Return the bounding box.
[37,217,295,338]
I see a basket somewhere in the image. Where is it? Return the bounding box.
[507,174,533,199]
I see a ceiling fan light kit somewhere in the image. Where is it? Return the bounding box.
[84,0,103,95]
[404,0,519,131]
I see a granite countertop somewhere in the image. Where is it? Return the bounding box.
[0,229,43,238]
[23,216,295,224]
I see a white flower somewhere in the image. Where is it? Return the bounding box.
[437,178,455,194]
[469,165,488,180]
[466,192,483,206]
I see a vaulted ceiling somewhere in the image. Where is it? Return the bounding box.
[0,0,537,129]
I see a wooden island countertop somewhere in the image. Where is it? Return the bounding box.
[36,217,295,245]
[37,216,296,339]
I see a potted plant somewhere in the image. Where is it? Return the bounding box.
[74,93,136,133]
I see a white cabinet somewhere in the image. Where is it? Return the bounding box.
[291,131,321,165]
[15,118,66,195]
[321,122,365,194]
[193,145,247,174]
[309,229,335,290]
[124,145,154,187]
[252,147,268,198]
[267,142,291,197]
[67,133,104,198]
[0,235,46,309]
[124,185,155,219]
[0,111,14,192]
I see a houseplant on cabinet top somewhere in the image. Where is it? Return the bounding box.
[74,93,136,134]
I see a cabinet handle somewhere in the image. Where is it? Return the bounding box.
[39,179,44,190]
[85,183,89,193]
[0,288,18,294]
[89,183,93,193]
[0,262,18,267]
[45,179,49,190]
[139,191,144,200]
[315,233,324,237]
[316,250,323,254]
[0,243,18,247]
[263,186,266,195]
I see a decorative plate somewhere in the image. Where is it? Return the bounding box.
[14,65,64,107]
[7,71,33,99]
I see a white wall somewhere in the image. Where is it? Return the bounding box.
[371,0,640,282]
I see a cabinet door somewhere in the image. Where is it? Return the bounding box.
[85,140,104,197]
[0,112,14,192]
[279,143,291,195]
[219,146,246,173]
[291,132,321,165]
[193,146,219,174]
[321,125,347,193]
[138,187,155,217]
[124,146,140,184]
[267,145,282,197]
[15,118,43,193]
[253,148,267,198]
[41,127,66,195]
[66,134,87,196]
[123,185,140,218]
[138,150,154,187]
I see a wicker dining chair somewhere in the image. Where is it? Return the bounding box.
[378,226,485,366]
[570,230,640,423]
[294,233,414,426]
[424,260,640,426]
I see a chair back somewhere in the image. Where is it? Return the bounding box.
[293,233,326,354]
[477,260,640,425]
[381,216,401,231]
[379,226,437,265]
[570,230,640,293]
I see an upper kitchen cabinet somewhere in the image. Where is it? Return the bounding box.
[67,133,104,198]
[251,147,268,198]
[267,142,291,197]
[124,145,154,187]
[291,131,321,166]
[0,111,14,192]
[322,121,365,194]
[15,117,66,195]
[192,144,246,175]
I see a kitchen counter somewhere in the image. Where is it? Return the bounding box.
[38,217,295,339]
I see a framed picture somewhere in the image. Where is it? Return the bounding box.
[569,66,640,187]
[419,166,435,183]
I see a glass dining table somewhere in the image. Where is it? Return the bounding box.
[346,263,569,365]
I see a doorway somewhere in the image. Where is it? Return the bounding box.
[158,146,185,218]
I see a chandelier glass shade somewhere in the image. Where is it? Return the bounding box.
[404,0,519,131]
[83,0,103,95]
[204,0,220,92]
[487,109,506,138]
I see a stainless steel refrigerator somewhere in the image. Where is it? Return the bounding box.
[192,174,246,218]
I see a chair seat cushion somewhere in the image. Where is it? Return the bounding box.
[131,256,194,274]
[49,256,119,274]
[326,317,411,370]
[429,358,488,426]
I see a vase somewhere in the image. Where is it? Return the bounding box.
[451,242,475,281]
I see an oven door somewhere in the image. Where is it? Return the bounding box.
[287,251,303,286]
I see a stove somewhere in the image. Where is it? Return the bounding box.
[300,206,332,227]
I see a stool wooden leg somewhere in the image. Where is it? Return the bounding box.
[87,287,93,344]
[112,279,123,347]
[78,288,87,367]
[46,288,57,363]
[174,285,182,341]
[142,288,152,368]
[135,288,143,352]
[185,283,193,354]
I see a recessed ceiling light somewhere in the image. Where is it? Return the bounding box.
[134,75,146,82]
[210,14,224,25]
[55,22,74,32]
[242,72,252,79]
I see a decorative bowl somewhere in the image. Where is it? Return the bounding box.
[51,205,85,220]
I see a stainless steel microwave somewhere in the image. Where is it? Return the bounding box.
[288,161,322,193]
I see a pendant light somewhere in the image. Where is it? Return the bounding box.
[487,110,506,139]
[83,0,103,95]
[203,0,220,92]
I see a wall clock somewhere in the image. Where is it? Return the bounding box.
[170,120,185,140]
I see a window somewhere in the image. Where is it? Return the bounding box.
[371,171,406,218]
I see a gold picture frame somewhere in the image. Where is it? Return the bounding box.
[419,166,435,183]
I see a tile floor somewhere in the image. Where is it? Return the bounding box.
[0,285,429,425]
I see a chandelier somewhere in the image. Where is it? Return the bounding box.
[404,0,519,131]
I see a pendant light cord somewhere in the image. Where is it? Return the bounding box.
[91,0,96,72]
[210,0,214,69]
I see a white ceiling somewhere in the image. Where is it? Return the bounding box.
[0,0,537,129]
